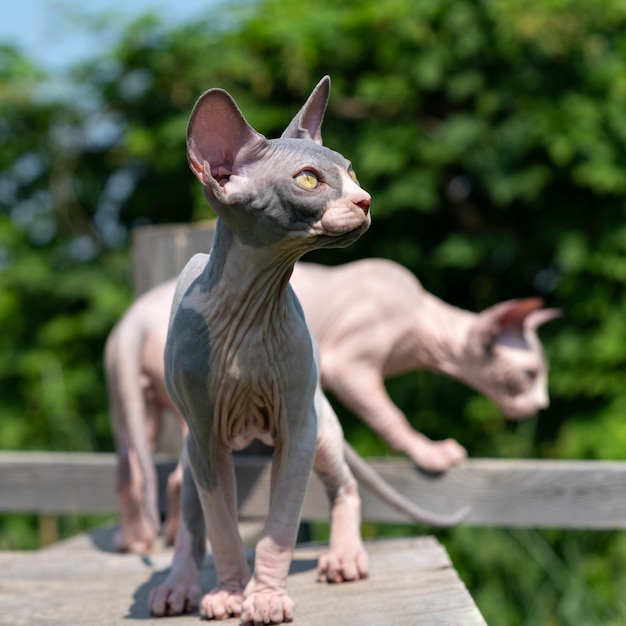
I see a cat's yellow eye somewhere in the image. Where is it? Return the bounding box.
[295,170,319,189]
[348,168,359,184]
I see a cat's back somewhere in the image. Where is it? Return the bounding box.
[292,258,425,341]
[293,258,424,309]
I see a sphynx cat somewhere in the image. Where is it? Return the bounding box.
[106,262,558,553]
[291,260,561,473]
[152,76,465,624]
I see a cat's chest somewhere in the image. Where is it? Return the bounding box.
[212,311,315,447]
[172,282,313,421]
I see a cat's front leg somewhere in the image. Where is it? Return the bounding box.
[149,445,205,616]
[403,431,468,474]
[240,419,317,625]
[327,366,467,472]
[241,535,296,624]
[191,442,251,620]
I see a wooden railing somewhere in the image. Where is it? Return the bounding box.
[125,222,626,530]
[5,222,624,539]
[2,452,625,534]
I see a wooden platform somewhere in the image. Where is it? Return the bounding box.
[0,527,486,625]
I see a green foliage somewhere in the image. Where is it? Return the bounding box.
[446,527,626,626]
[2,0,626,622]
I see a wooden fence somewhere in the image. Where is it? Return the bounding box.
[3,221,624,539]
[1,452,624,530]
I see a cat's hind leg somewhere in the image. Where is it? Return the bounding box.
[313,388,369,583]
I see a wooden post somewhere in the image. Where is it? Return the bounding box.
[131,220,217,458]
[38,514,59,547]
[131,220,216,294]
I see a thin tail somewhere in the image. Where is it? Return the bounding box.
[343,441,470,528]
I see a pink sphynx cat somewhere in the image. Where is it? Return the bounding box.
[106,263,558,555]
[146,76,465,624]
[292,260,560,472]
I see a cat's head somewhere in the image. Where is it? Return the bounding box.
[463,298,561,419]
[186,76,371,253]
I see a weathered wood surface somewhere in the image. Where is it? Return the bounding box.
[132,220,216,295]
[358,457,626,529]
[0,532,486,626]
[1,452,625,528]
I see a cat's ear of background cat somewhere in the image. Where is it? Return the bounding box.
[525,306,562,331]
[468,298,562,356]
[479,298,561,337]
[281,75,331,145]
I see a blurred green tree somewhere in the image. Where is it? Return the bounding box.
[1,0,626,622]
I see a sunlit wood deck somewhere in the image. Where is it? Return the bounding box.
[4,451,626,625]
[0,526,486,625]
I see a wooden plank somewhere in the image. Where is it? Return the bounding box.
[0,452,118,514]
[230,455,626,529]
[132,220,216,294]
[1,452,625,528]
[358,457,626,529]
[0,536,487,625]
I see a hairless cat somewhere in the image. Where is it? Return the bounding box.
[291,260,561,472]
[145,76,466,623]
[106,264,558,555]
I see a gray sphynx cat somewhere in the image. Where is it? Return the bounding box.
[153,76,465,624]
[106,263,558,554]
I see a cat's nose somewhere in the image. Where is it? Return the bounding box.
[356,197,370,215]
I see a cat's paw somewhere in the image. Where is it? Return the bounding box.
[409,437,467,474]
[148,575,201,617]
[317,544,369,584]
[199,587,244,620]
[241,590,295,625]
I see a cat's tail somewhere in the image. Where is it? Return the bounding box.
[343,441,470,527]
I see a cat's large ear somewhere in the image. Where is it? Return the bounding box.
[525,307,562,331]
[281,76,330,145]
[469,298,550,355]
[187,88,269,203]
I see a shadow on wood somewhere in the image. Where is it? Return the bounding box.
[0,534,486,625]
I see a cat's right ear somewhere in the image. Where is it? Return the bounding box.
[186,89,268,202]
[281,76,330,145]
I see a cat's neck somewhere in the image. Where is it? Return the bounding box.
[402,289,478,381]
[207,219,297,315]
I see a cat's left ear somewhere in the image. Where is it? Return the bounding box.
[187,88,269,203]
[281,76,330,145]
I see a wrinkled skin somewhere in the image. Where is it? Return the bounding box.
[106,257,559,552]
[146,253,559,619]
[157,76,373,624]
